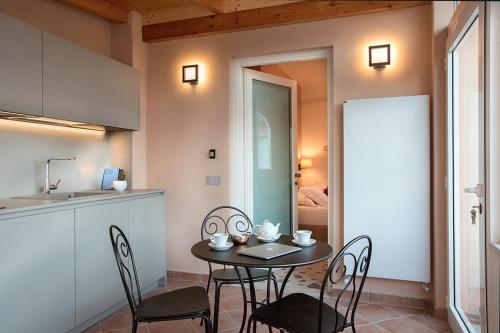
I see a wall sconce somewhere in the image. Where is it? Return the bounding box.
[182,64,198,84]
[369,44,391,68]
[299,158,312,170]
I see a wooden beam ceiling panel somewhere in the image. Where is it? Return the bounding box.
[142,0,431,42]
[58,0,129,23]
[193,0,225,14]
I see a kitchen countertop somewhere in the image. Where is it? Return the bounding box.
[0,189,165,216]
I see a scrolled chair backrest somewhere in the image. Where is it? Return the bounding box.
[200,206,253,240]
[318,235,372,333]
[109,225,142,315]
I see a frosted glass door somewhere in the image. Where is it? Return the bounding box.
[252,79,292,234]
[449,12,487,332]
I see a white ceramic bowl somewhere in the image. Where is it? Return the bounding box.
[113,180,128,192]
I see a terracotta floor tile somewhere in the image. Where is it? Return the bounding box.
[331,304,370,326]
[218,286,246,297]
[101,308,134,331]
[228,308,250,326]
[344,323,391,333]
[355,304,401,323]
[380,304,425,316]
[407,312,451,332]
[166,280,202,291]
[106,326,149,333]
[219,294,246,311]
[148,319,195,333]
[377,317,435,333]
[214,311,240,331]
[82,323,102,333]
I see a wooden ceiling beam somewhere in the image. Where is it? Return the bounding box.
[143,0,430,42]
[193,0,225,14]
[58,0,128,23]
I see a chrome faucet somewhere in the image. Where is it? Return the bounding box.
[44,156,77,194]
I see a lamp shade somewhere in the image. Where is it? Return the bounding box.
[369,44,391,68]
[300,158,313,169]
[182,64,198,83]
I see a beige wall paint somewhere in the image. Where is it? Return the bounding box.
[431,1,455,313]
[147,6,434,300]
[109,11,149,188]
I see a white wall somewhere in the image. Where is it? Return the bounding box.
[0,121,111,197]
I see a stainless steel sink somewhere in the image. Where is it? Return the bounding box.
[12,191,114,201]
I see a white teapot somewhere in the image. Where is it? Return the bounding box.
[253,220,281,239]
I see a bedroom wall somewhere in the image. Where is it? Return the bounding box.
[147,5,435,301]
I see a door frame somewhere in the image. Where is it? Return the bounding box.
[445,2,488,332]
[243,68,298,233]
[229,47,333,238]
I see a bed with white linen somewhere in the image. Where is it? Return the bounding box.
[298,205,328,242]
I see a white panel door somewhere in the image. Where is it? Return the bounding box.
[344,95,430,282]
[75,201,129,325]
[129,195,166,288]
[0,210,75,333]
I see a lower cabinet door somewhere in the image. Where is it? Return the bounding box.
[129,195,166,288]
[0,210,75,333]
[75,201,129,325]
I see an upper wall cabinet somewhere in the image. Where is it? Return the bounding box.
[43,32,140,130]
[0,12,42,116]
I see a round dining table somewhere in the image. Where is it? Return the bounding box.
[191,235,333,333]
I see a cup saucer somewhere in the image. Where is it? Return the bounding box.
[208,241,233,251]
[292,239,316,247]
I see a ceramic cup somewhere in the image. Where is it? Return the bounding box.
[113,180,128,192]
[210,233,229,248]
[293,230,312,244]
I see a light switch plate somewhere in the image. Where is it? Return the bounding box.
[206,176,221,185]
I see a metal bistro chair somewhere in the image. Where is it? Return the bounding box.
[201,206,280,333]
[246,235,372,333]
[109,225,212,333]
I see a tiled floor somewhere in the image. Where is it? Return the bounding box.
[84,273,451,333]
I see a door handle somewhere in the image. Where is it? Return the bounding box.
[464,184,484,197]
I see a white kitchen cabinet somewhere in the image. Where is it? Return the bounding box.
[0,210,75,333]
[0,12,42,116]
[75,201,129,325]
[129,196,167,288]
[43,31,140,130]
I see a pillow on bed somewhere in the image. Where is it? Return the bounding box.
[299,185,328,207]
[298,191,316,207]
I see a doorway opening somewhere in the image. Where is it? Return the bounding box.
[248,59,329,243]
[230,48,332,288]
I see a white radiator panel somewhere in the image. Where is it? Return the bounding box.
[343,95,430,283]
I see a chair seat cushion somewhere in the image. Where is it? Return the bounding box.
[212,267,271,282]
[252,293,344,333]
[136,286,209,321]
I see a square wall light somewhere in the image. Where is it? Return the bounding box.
[182,64,198,84]
[369,44,391,68]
